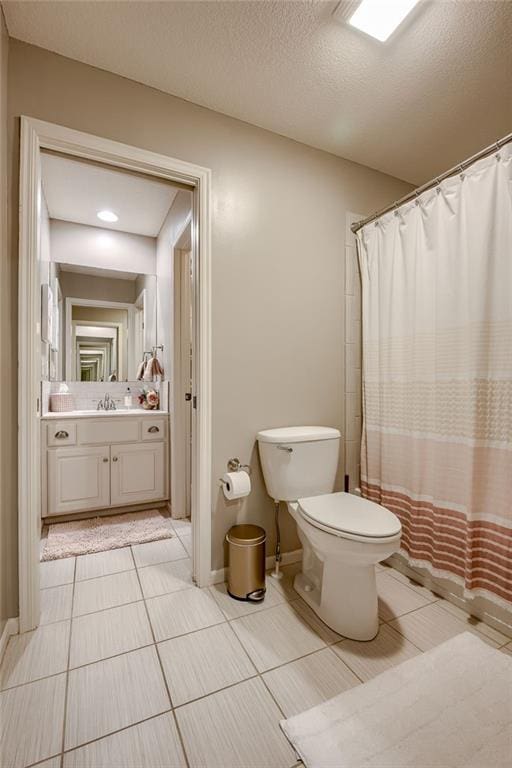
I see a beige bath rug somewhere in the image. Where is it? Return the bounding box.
[41,509,173,561]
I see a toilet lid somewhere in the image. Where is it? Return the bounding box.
[297,492,401,539]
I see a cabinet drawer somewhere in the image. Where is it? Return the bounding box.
[78,418,140,445]
[47,422,77,447]
[141,418,167,441]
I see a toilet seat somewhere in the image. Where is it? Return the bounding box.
[297,492,401,543]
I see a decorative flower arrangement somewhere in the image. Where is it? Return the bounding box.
[138,387,159,410]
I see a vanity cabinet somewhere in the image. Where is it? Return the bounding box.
[48,445,111,515]
[43,414,168,518]
[111,442,165,506]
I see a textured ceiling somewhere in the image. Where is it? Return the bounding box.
[41,153,178,237]
[4,1,512,184]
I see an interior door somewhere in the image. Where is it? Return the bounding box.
[172,244,193,520]
[110,442,165,506]
[181,250,193,516]
[47,445,110,515]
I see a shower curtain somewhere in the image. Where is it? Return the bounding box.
[356,143,512,608]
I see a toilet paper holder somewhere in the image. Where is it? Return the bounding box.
[219,457,251,485]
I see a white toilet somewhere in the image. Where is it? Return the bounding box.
[257,426,401,641]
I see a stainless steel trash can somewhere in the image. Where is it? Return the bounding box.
[226,524,266,602]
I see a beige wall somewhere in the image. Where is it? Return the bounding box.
[50,219,156,274]
[59,271,137,305]
[5,39,412,611]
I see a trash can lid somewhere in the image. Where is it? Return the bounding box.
[226,524,266,545]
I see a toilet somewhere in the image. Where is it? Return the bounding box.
[257,426,401,640]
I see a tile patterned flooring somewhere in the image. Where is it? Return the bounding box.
[2,520,511,768]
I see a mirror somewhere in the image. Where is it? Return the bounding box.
[47,264,157,381]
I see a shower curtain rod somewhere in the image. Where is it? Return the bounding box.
[351,132,512,234]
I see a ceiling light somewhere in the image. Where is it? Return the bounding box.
[97,210,118,223]
[347,0,420,42]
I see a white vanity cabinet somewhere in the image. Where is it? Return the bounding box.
[48,445,111,515]
[111,442,165,506]
[43,414,168,518]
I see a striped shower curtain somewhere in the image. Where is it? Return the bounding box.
[356,144,512,608]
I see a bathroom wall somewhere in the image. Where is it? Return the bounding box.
[6,39,413,603]
[0,9,13,629]
[50,219,156,275]
[156,189,192,377]
[59,270,137,304]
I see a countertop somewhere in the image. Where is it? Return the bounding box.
[42,409,169,420]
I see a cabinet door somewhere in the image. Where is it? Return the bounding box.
[48,446,110,516]
[110,442,165,507]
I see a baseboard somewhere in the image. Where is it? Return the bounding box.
[209,548,303,586]
[0,617,19,664]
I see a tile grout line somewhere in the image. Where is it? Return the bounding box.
[31,561,506,768]
[11,573,486,695]
[131,544,192,768]
[211,587,348,725]
[378,595,508,646]
[60,556,78,768]
[28,553,507,765]
[6,564,491,695]
[58,709,173,760]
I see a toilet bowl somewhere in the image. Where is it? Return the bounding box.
[257,426,401,641]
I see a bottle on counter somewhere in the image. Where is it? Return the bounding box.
[124,387,133,409]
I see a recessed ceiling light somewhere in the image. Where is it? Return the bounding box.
[347,0,420,42]
[97,210,118,223]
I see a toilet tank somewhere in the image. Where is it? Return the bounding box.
[257,426,341,502]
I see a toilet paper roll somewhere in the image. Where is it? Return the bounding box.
[222,470,251,500]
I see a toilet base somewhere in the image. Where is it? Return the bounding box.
[294,560,379,641]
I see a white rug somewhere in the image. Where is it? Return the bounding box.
[41,509,173,560]
[282,632,512,768]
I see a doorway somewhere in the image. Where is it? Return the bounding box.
[18,117,212,632]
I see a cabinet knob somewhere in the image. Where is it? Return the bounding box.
[148,425,160,433]
[55,430,69,439]
[102,457,109,463]
[112,456,118,462]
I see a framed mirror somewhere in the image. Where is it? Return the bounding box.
[47,265,157,382]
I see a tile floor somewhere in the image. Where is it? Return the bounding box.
[2,519,511,768]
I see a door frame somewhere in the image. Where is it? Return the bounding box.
[171,217,193,520]
[18,117,212,632]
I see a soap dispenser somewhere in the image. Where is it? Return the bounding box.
[124,387,133,409]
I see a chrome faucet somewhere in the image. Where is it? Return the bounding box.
[97,393,117,411]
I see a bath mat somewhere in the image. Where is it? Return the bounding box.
[282,632,512,768]
[41,509,173,561]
